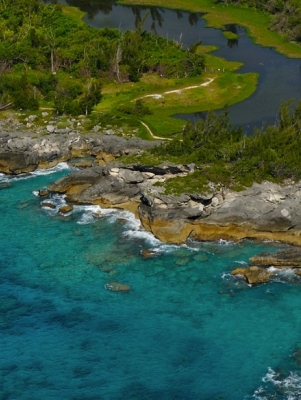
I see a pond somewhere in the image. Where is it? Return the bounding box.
[48,0,301,132]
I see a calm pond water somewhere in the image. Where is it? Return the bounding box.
[51,0,301,132]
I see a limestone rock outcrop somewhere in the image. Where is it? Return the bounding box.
[249,248,301,268]
[0,131,155,174]
[231,266,273,284]
[44,162,301,246]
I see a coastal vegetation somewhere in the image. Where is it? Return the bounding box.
[2,0,301,195]
[0,0,258,138]
[216,0,301,44]
[0,1,204,113]
[125,101,301,193]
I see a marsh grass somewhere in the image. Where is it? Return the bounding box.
[96,48,258,138]
[61,5,86,25]
[222,31,239,40]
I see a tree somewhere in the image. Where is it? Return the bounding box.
[79,78,102,115]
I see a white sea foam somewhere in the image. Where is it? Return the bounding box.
[218,239,235,245]
[221,272,233,280]
[0,162,73,183]
[40,193,68,215]
[268,267,299,283]
[75,205,104,224]
[0,173,9,183]
[251,367,301,399]
[74,204,183,251]
[235,260,248,265]
[120,210,165,247]
[30,162,71,176]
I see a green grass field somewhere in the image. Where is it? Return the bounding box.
[96,46,258,139]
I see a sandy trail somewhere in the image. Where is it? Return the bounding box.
[138,77,215,139]
[142,77,215,100]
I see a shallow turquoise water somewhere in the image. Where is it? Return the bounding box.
[1,165,301,399]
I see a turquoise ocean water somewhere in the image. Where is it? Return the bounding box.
[1,164,301,399]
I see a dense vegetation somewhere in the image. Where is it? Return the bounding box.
[0,0,204,113]
[151,101,301,191]
[217,0,301,43]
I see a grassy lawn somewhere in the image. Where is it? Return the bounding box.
[95,47,258,139]
[119,0,301,58]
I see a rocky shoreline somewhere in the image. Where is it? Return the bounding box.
[2,125,301,284]
[44,161,301,246]
[0,130,155,175]
[44,162,301,284]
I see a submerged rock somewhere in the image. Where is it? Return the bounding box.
[0,182,11,189]
[141,249,157,259]
[104,281,131,292]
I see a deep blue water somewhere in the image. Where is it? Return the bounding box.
[1,165,301,399]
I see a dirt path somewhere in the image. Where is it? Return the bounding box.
[139,120,172,140]
[142,77,215,100]
[138,77,215,139]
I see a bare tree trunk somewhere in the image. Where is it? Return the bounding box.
[0,102,12,111]
[51,48,55,73]
[114,43,122,83]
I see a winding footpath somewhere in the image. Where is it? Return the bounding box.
[138,77,216,139]
[141,77,215,101]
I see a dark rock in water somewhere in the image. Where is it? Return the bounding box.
[38,189,49,197]
[17,201,31,209]
[104,281,131,292]
[231,266,273,284]
[0,182,11,189]
[250,248,301,268]
[175,257,190,266]
[293,347,301,366]
[141,249,157,259]
[99,265,117,274]
[59,205,73,214]
[41,202,56,209]
[73,230,83,236]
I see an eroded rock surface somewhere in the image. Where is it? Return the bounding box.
[0,131,155,174]
[45,163,301,246]
[250,248,301,268]
[231,266,273,284]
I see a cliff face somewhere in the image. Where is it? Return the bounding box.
[44,162,301,246]
[3,129,301,247]
[0,131,155,174]
[138,181,301,246]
